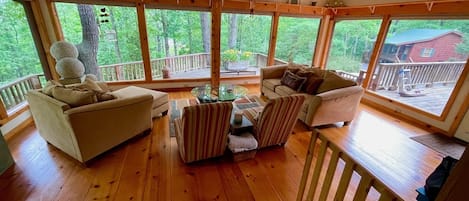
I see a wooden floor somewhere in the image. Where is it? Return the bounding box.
[0,85,442,201]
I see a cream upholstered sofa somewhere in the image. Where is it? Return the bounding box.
[260,64,364,128]
[26,80,154,163]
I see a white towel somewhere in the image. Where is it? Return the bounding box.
[228,132,258,153]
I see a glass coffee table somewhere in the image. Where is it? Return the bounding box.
[191,84,248,103]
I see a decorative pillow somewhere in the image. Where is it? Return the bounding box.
[286,63,307,74]
[303,74,324,94]
[67,77,104,93]
[42,80,64,96]
[280,70,307,92]
[296,69,314,78]
[316,71,357,93]
[96,92,116,102]
[51,87,98,107]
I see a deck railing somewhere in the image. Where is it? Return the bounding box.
[335,62,465,91]
[98,53,287,81]
[371,61,465,90]
[0,74,42,118]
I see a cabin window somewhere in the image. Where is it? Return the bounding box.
[366,19,469,117]
[0,1,43,118]
[326,19,381,86]
[420,48,435,57]
[145,8,211,80]
[275,16,320,66]
[55,3,144,82]
[220,13,272,77]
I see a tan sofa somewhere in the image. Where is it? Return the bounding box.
[260,64,364,128]
[26,86,153,163]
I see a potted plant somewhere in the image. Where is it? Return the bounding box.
[221,49,252,71]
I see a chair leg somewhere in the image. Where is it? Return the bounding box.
[162,110,168,116]
[343,121,351,126]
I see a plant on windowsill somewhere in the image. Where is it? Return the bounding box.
[221,49,252,71]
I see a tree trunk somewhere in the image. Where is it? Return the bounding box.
[228,14,238,49]
[109,8,122,64]
[187,15,193,53]
[173,38,178,56]
[200,12,210,53]
[76,4,100,78]
[157,36,163,53]
[160,11,170,57]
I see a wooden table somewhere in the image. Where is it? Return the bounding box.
[230,115,253,135]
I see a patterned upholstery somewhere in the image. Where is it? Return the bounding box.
[244,95,305,149]
[174,102,233,163]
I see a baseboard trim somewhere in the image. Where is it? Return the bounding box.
[4,117,34,141]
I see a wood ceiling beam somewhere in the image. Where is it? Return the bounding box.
[334,1,469,17]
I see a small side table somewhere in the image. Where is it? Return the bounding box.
[230,115,253,135]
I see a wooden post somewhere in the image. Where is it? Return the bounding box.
[211,0,222,90]
[31,0,60,80]
[362,15,391,89]
[267,12,279,66]
[315,11,335,69]
[311,13,332,67]
[136,2,153,82]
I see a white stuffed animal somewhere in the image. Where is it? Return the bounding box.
[50,41,97,84]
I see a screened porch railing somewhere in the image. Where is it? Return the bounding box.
[0,74,42,119]
[97,52,284,82]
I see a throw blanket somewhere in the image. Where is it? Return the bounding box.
[228,132,258,153]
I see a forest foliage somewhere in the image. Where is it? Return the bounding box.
[1,1,469,84]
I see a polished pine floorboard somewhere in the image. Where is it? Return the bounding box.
[0,85,442,201]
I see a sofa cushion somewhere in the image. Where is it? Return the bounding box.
[275,85,297,96]
[51,87,98,107]
[316,71,357,93]
[42,80,64,96]
[263,79,281,91]
[280,71,307,92]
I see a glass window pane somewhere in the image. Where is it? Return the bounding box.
[145,9,211,80]
[0,1,43,111]
[0,1,42,85]
[220,13,272,78]
[327,19,381,85]
[368,19,469,116]
[56,3,143,81]
[275,16,320,65]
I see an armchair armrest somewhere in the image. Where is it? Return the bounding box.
[305,86,364,127]
[64,94,152,115]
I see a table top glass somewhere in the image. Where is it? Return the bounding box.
[191,84,248,103]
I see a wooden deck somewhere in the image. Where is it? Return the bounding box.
[374,83,455,115]
[0,86,442,201]
[169,67,260,78]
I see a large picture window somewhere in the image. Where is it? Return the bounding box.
[367,19,469,116]
[326,19,381,86]
[220,13,272,78]
[56,3,143,82]
[275,16,320,66]
[0,1,43,114]
[145,8,211,80]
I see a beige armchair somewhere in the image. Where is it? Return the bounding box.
[26,89,153,163]
[174,102,233,163]
[243,95,305,149]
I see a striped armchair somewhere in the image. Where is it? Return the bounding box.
[243,95,305,149]
[174,102,233,163]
